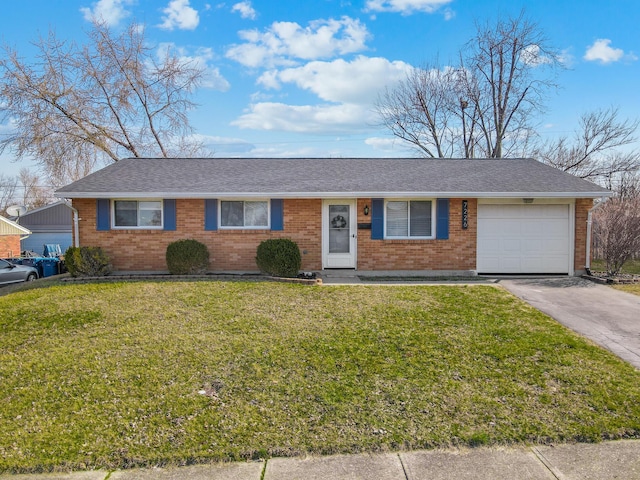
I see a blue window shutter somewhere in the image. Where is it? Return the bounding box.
[163,199,176,231]
[204,199,218,231]
[96,199,110,231]
[436,198,449,240]
[271,199,284,231]
[371,198,384,240]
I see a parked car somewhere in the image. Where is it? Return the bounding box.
[0,259,39,285]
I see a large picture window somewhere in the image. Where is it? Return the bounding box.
[113,200,162,228]
[220,200,269,228]
[385,200,434,238]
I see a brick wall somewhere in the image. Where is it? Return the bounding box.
[356,198,477,271]
[73,198,322,271]
[0,235,21,258]
[73,197,592,274]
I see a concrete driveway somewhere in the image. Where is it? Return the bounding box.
[500,277,640,369]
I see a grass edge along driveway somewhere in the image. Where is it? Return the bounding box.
[0,281,639,474]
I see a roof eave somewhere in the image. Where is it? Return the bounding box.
[55,190,613,199]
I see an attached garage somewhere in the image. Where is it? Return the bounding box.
[477,202,572,274]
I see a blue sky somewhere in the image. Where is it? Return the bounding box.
[0,0,638,177]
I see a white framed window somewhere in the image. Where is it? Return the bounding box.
[220,200,269,229]
[112,200,163,229]
[385,200,435,239]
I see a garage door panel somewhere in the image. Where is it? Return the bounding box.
[477,204,570,274]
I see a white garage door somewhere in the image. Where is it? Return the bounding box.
[477,204,571,274]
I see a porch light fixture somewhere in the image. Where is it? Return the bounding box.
[363,205,370,216]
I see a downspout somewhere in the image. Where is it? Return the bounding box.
[69,203,80,248]
[585,197,607,275]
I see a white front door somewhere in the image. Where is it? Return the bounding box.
[323,200,357,269]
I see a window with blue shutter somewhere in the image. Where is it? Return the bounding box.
[163,199,176,231]
[96,199,110,231]
[204,199,218,231]
[270,199,284,231]
[371,198,384,240]
[436,198,449,240]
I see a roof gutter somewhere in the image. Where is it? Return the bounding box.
[54,191,614,200]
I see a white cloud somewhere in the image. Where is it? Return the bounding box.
[584,39,637,64]
[365,137,401,151]
[226,16,370,68]
[159,0,200,31]
[156,43,230,91]
[193,134,256,154]
[520,45,553,66]
[365,0,452,15]
[232,1,256,20]
[258,56,412,104]
[80,0,132,26]
[232,102,370,133]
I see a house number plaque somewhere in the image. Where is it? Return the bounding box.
[462,200,469,229]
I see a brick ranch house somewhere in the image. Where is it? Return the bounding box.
[55,157,612,276]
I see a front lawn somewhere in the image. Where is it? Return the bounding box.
[1,281,639,473]
[613,284,640,296]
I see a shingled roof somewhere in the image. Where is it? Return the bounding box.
[55,157,612,199]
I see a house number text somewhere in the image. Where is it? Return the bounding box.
[462,200,468,229]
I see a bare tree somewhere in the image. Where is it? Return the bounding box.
[376,12,561,158]
[0,173,18,216]
[592,197,640,276]
[18,168,53,209]
[535,107,640,183]
[0,20,206,186]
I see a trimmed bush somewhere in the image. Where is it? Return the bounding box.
[64,246,112,277]
[166,239,210,275]
[256,238,301,278]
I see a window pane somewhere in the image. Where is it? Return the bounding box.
[386,201,408,237]
[329,205,350,253]
[139,201,162,227]
[114,201,137,226]
[245,201,268,227]
[410,201,432,236]
[221,201,244,226]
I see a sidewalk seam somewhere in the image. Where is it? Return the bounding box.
[397,453,409,480]
[531,447,566,480]
[260,459,268,480]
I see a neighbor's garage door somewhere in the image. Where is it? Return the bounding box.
[477,204,571,274]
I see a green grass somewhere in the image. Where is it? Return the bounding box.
[1,281,639,473]
[613,284,640,296]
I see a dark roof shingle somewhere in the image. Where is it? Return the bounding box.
[55,157,611,198]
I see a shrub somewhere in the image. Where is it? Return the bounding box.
[256,238,301,278]
[166,239,210,275]
[592,197,640,276]
[64,246,112,277]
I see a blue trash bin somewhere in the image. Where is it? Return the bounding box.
[41,258,60,277]
[22,258,46,277]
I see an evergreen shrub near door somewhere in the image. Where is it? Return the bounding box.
[166,239,210,275]
[64,246,112,277]
[256,238,301,278]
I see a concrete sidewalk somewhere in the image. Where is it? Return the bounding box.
[4,440,639,479]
